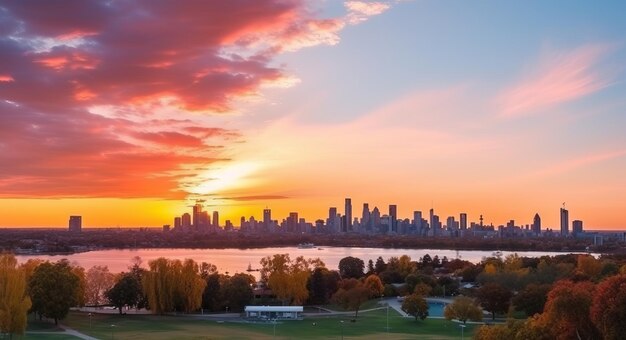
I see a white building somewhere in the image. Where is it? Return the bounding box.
[244,306,303,320]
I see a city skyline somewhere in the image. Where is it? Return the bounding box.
[1,1,626,229]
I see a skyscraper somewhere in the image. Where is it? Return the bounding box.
[389,205,397,232]
[328,207,337,232]
[362,203,370,227]
[429,208,434,232]
[263,208,272,226]
[69,215,82,232]
[181,213,192,229]
[413,211,422,230]
[345,198,352,232]
[533,213,541,235]
[192,202,203,229]
[371,207,381,227]
[560,207,569,236]
[572,220,583,237]
[460,213,467,230]
[213,211,220,228]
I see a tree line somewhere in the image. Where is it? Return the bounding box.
[1,251,625,339]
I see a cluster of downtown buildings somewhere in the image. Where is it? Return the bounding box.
[163,199,614,242]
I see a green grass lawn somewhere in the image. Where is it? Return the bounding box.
[60,308,477,339]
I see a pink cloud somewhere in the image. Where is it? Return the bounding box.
[529,149,626,179]
[0,1,395,199]
[345,1,391,25]
[497,44,615,117]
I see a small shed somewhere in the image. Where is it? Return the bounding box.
[244,306,303,320]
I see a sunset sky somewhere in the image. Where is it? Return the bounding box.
[1,1,625,229]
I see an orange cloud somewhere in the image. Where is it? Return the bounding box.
[529,149,626,179]
[497,44,615,117]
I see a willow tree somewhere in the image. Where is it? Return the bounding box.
[260,254,324,305]
[143,258,206,314]
[0,254,32,337]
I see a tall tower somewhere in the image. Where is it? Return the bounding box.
[69,216,82,232]
[362,203,370,227]
[429,208,434,231]
[263,208,272,226]
[192,202,203,229]
[460,213,467,230]
[533,213,541,235]
[389,205,397,232]
[345,198,352,232]
[213,211,220,228]
[560,205,569,236]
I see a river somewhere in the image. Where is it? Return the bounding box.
[14,247,594,277]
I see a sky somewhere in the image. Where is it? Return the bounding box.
[1,1,625,230]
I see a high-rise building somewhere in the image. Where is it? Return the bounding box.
[174,217,182,229]
[429,208,435,233]
[560,207,569,236]
[572,220,583,236]
[181,213,192,228]
[532,213,541,234]
[345,198,352,232]
[327,207,337,232]
[447,216,457,230]
[213,211,220,228]
[371,207,381,226]
[288,212,299,232]
[263,208,272,226]
[69,216,82,232]
[460,213,467,230]
[362,203,370,227]
[389,205,397,232]
[192,202,203,229]
[413,211,423,230]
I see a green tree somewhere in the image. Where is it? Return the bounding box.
[202,273,221,311]
[477,283,512,320]
[512,284,551,317]
[338,256,364,279]
[374,256,387,274]
[221,273,253,312]
[443,296,482,324]
[28,260,80,324]
[105,273,140,315]
[401,293,429,321]
[0,254,31,337]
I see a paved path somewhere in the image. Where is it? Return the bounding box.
[26,324,98,340]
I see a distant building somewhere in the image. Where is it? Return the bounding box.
[263,208,272,226]
[532,213,541,235]
[362,203,370,227]
[572,220,583,237]
[413,211,423,230]
[389,205,397,232]
[162,224,170,232]
[213,211,219,228]
[560,207,569,236]
[345,198,352,232]
[174,217,182,229]
[68,216,82,232]
[460,213,467,230]
[192,202,203,229]
[181,213,192,228]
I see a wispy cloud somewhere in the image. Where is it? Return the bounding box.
[497,44,616,117]
[528,149,626,179]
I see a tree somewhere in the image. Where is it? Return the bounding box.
[28,260,80,324]
[221,273,253,312]
[366,260,375,275]
[476,283,512,320]
[542,280,599,340]
[142,258,176,314]
[512,284,551,317]
[105,273,140,315]
[71,265,87,308]
[413,283,432,297]
[338,256,364,279]
[444,296,482,324]
[401,293,429,321]
[332,279,370,318]
[0,254,31,337]
[85,265,115,306]
[175,259,206,313]
[261,254,321,305]
[590,274,626,340]
[374,256,387,274]
[363,274,384,298]
[576,255,602,280]
[202,273,221,311]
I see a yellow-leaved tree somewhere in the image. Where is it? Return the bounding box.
[0,254,32,337]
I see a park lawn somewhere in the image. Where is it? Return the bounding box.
[62,308,477,339]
